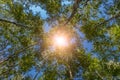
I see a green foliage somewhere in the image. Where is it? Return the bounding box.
[109,24,120,42]
[19,53,35,72]
[33,0,61,17]
[0,0,120,79]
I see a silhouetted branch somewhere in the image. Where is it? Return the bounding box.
[0,43,36,65]
[95,13,120,27]
[0,64,18,76]
[33,58,46,80]
[66,0,90,24]
[66,0,82,24]
[84,0,90,7]
[0,18,30,28]
[33,70,41,80]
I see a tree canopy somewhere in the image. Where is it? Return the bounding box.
[0,0,120,80]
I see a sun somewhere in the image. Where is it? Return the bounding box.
[46,25,77,51]
[44,25,79,61]
[53,35,68,48]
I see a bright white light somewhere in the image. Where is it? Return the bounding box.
[54,36,68,47]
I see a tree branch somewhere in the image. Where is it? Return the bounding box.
[68,65,73,80]
[95,71,104,80]
[0,63,18,76]
[0,43,36,65]
[33,69,41,80]
[66,0,90,24]
[83,0,90,7]
[33,58,46,80]
[96,13,120,27]
[66,0,82,24]
[0,18,30,28]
